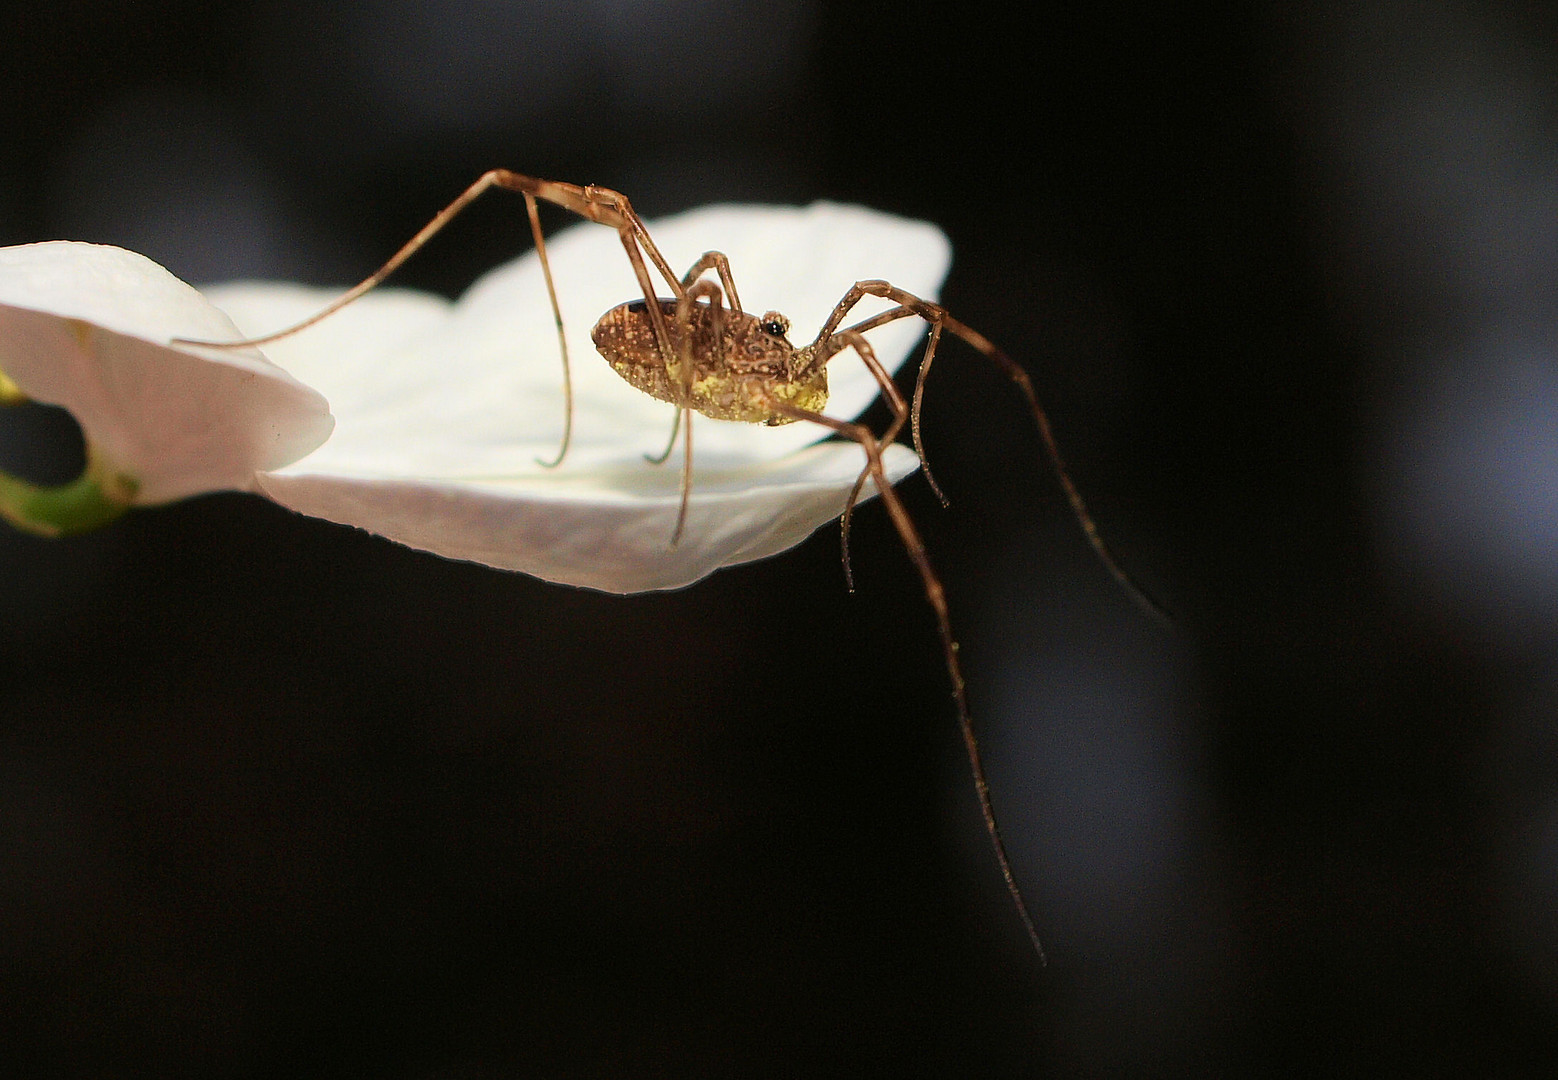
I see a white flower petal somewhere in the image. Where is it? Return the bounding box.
[0,242,333,504]
[207,202,947,591]
[256,441,919,592]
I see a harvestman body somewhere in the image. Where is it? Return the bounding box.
[182,170,1165,963]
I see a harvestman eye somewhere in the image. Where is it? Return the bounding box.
[176,170,1168,964]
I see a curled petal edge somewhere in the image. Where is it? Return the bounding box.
[0,242,334,509]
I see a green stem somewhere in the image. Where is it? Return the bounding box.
[0,447,138,537]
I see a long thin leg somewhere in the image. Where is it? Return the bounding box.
[578,183,681,294]
[176,171,511,349]
[171,170,699,462]
[615,229,678,365]
[679,251,742,313]
[664,278,726,544]
[168,172,689,375]
[643,250,741,470]
[578,182,691,376]
[675,407,692,545]
[909,326,951,508]
[812,283,1171,625]
[177,171,610,348]
[772,343,1047,963]
[644,409,681,466]
[526,192,572,468]
[839,320,941,592]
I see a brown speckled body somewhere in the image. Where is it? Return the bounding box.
[591,299,828,425]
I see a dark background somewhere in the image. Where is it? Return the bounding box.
[3,1,1558,1075]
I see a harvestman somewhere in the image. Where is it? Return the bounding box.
[182,170,1165,963]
